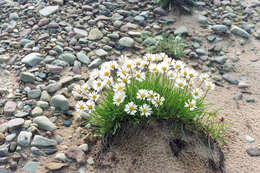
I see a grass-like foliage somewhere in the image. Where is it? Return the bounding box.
[154,0,195,13]
[72,53,228,143]
[143,34,185,59]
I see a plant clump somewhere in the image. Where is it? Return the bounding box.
[72,53,227,144]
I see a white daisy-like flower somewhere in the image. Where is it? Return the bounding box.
[175,78,187,89]
[147,90,157,101]
[185,99,197,111]
[113,92,126,106]
[187,69,198,79]
[113,82,125,93]
[136,89,148,100]
[152,54,162,62]
[123,59,135,70]
[144,53,153,61]
[89,91,100,102]
[124,102,137,115]
[119,55,128,63]
[82,83,91,95]
[92,79,104,92]
[140,104,152,117]
[72,85,83,95]
[192,89,203,99]
[117,68,129,77]
[158,62,169,73]
[173,60,185,70]
[159,52,168,61]
[163,57,174,66]
[205,81,215,90]
[104,77,114,87]
[75,101,87,113]
[101,62,111,70]
[181,68,188,77]
[134,58,143,69]
[109,61,118,70]
[135,71,146,82]
[149,63,158,73]
[199,73,209,82]
[86,100,95,113]
[152,96,165,108]
[167,70,179,80]
[118,74,131,84]
[99,68,111,79]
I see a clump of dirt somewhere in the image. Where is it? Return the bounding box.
[91,120,224,173]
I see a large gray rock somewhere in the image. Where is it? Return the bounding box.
[50,95,69,111]
[22,53,43,67]
[7,118,24,129]
[39,6,59,17]
[88,28,103,41]
[31,135,57,147]
[119,37,135,48]
[231,25,250,39]
[17,131,32,146]
[33,116,57,131]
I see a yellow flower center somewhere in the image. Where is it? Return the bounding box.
[162,66,166,71]
[127,64,131,68]
[136,62,141,66]
[79,105,84,110]
[176,65,180,69]
[202,77,206,81]
[142,108,147,114]
[104,71,109,76]
[116,98,121,103]
[122,70,126,75]
[189,74,194,78]
[122,78,127,83]
[208,85,211,89]
[88,105,93,110]
[149,94,154,99]
[147,57,151,61]
[184,72,187,76]
[84,87,88,91]
[97,82,101,87]
[129,106,134,111]
[141,93,145,98]
[111,64,115,69]
[156,99,161,104]
[189,104,193,108]
[194,92,198,96]
[136,74,141,78]
[178,83,183,87]
[118,86,123,91]
[92,95,97,99]
[77,89,82,94]
[107,80,111,85]
[152,68,157,72]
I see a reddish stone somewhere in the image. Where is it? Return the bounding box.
[65,147,86,164]
[4,101,16,115]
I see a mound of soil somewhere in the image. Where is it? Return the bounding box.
[92,121,224,173]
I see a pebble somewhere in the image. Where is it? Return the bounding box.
[5,133,16,142]
[246,98,255,103]
[7,118,24,129]
[46,162,68,171]
[55,153,67,162]
[21,53,43,67]
[28,89,41,99]
[31,135,57,147]
[76,52,90,65]
[17,131,32,147]
[0,133,5,145]
[20,72,35,83]
[79,143,88,152]
[31,106,43,116]
[63,120,72,127]
[174,26,188,35]
[88,58,102,69]
[238,81,249,89]
[39,6,59,17]
[88,28,104,41]
[4,101,16,115]
[231,25,250,39]
[15,112,29,118]
[119,37,135,48]
[222,74,238,85]
[50,95,69,111]
[65,147,86,164]
[95,49,108,57]
[246,148,260,157]
[87,157,94,165]
[211,25,227,34]
[215,56,227,65]
[246,135,255,143]
[33,116,57,131]
[23,161,39,173]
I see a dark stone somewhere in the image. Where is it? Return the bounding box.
[246,148,260,157]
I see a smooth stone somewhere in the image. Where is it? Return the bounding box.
[246,135,255,143]
[28,89,41,99]
[20,72,35,83]
[31,107,43,116]
[46,162,67,171]
[211,25,227,34]
[0,133,5,145]
[0,169,11,173]
[88,28,103,41]
[4,101,16,114]
[215,56,227,64]
[50,95,69,111]
[154,7,168,16]
[15,112,29,118]
[231,25,250,39]
[31,146,44,156]
[87,157,94,165]
[55,153,67,162]
[0,55,10,62]
[79,144,88,152]
[22,53,43,67]
[39,6,59,17]
[65,147,86,164]
[59,53,76,65]
[31,135,57,147]
[174,26,188,35]
[88,58,102,69]
[7,118,24,129]
[5,133,16,142]
[195,49,206,55]
[76,52,90,64]
[95,49,108,57]
[17,131,32,147]
[37,101,49,109]
[23,161,39,173]
[73,28,88,37]
[198,15,208,25]
[40,91,51,102]
[246,98,255,103]
[222,74,238,85]
[134,15,145,23]
[238,81,249,89]
[246,148,260,157]
[63,120,72,127]
[33,116,57,131]
[119,37,135,48]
